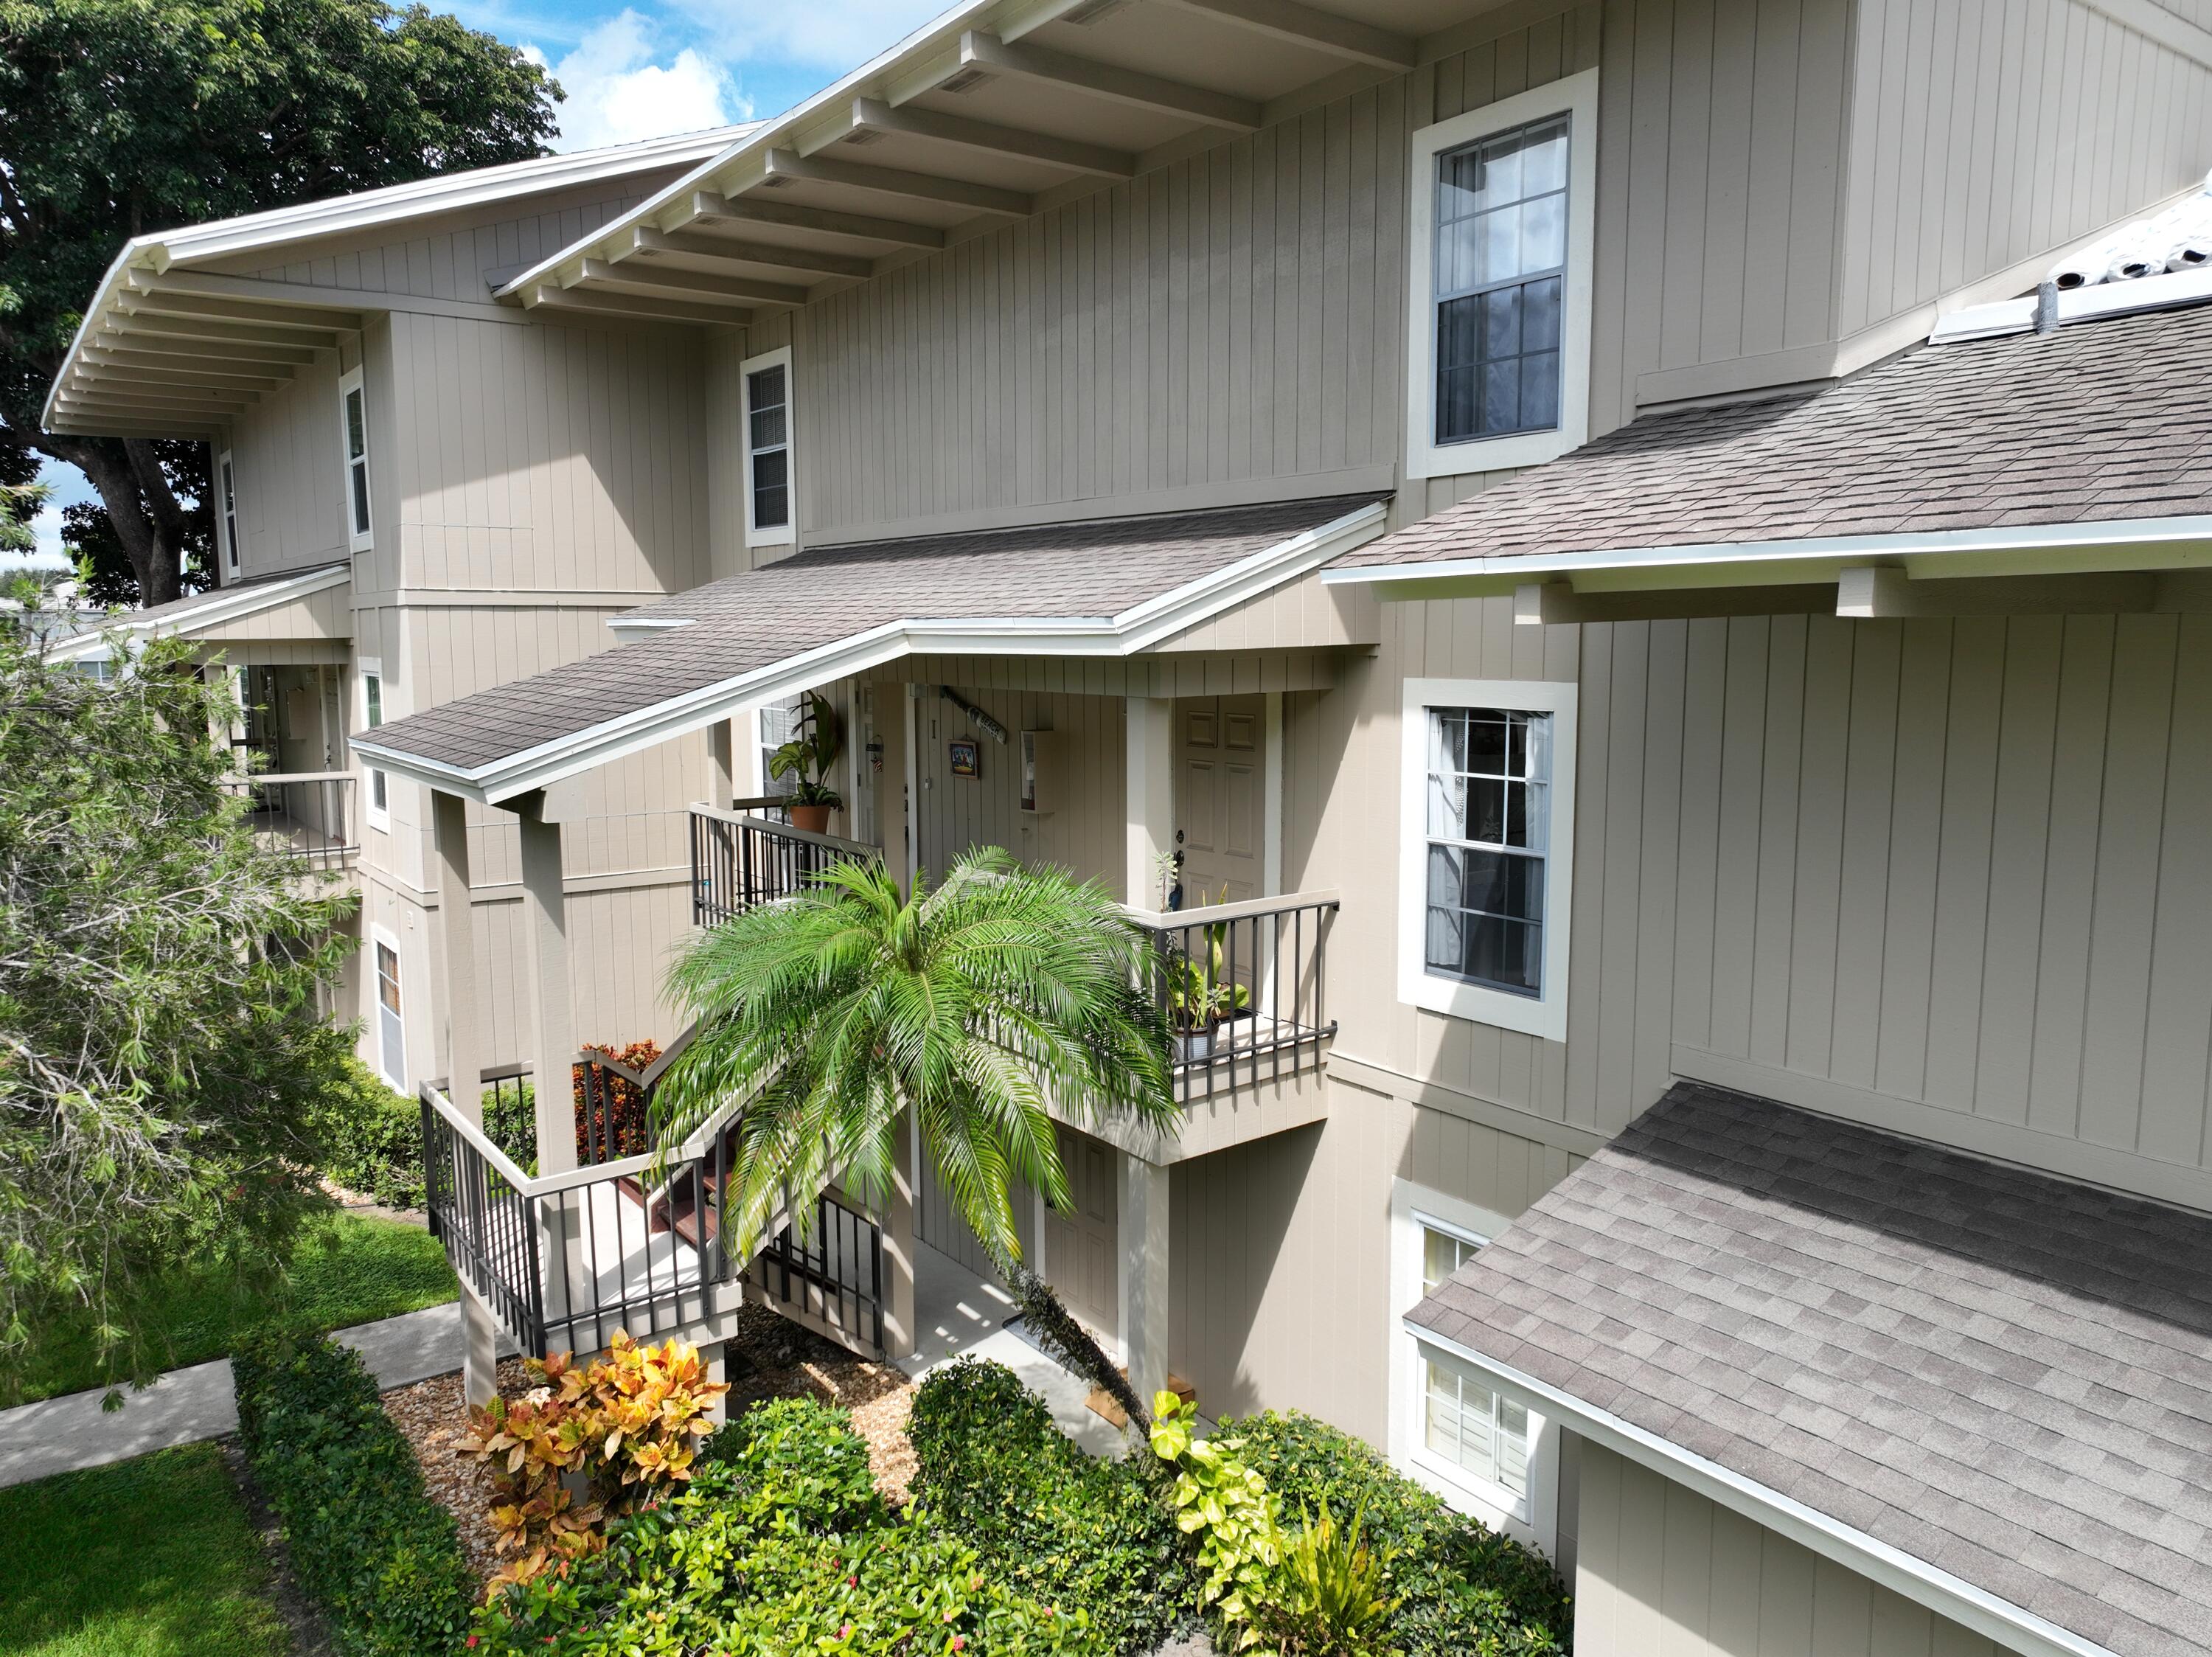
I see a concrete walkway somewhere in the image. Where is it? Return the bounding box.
[0,1299,512,1490]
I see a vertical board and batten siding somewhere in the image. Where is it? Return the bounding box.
[222,348,352,580]
[1572,1443,2002,1657]
[1322,599,2212,1207]
[1837,0,2212,341]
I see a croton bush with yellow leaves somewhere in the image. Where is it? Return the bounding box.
[458,1329,727,1592]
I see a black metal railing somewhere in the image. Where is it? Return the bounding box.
[1140,889,1340,1105]
[751,1188,886,1355]
[225,771,358,872]
[689,802,880,925]
[420,1086,543,1347]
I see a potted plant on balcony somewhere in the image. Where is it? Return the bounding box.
[1166,897,1253,1063]
[767,692,844,835]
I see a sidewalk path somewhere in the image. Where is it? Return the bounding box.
[0,1301,513,1490]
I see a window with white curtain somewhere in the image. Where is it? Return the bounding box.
[1420,1335,1531,1503]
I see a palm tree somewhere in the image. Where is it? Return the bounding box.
[654,846,1178,1430]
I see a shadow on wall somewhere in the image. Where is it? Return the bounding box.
[1169,1121,1324,1425]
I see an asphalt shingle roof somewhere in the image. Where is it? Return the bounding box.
[1410,1083,2212,1657]
[1341,302,2212,569]
[365,495,1379,775]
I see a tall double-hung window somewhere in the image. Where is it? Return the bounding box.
[338,367,372,551]
[1399,679,1576,1042]
[742,347,794,549]
[218,450,241,577]
[1406,70,1597,479]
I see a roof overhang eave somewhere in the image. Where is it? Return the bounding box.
[359,499,1385,804]
[1321,513,2212,597]
[43,562,352,662]
[1402,1319,2118,1657]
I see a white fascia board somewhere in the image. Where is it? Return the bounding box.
[492,0,1093,299]
[1402,1321,2118,1657]
[1321,511,2212,592]
[40,128,758,430]
[360,501,1385,803]
[44,563,352,662]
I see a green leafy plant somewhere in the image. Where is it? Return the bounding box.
[1151,1389,1283,1645]
[231,1330,475,1657]
[657,849,1178,1433]
[473,1395,1101,1654]
[458,1330,727,1593]
[766,689,846,808]
[1259,1498,1399,1656]
[1163,886,1252,1034]
[1228,1411,1569,1657]
[911,1359,1197,1653]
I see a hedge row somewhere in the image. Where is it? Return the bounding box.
[231,1330,475,1656]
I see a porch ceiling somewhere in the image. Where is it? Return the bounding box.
[489,0,1520,325]
[353,493,1385,803]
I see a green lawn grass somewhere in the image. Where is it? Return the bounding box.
[20,1210,456,1403]
[0,1445,289,1657]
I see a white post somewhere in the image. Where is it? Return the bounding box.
[431,790,482,1125]
[882,1110,919,1360]
[706,720,735,810]
[459,1280,501,1410]
[1124,695,1175,908]
[515,793,577,1178]
[1117,1152,1172,1407]
[902,684,922,892]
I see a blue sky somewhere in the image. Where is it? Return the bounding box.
[10,0,950,569]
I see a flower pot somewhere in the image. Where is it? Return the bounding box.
[788,804,832,834]
[1173,1028,1212,1063]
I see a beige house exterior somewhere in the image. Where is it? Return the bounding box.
[44,0,2212,1651]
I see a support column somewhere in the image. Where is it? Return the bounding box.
[459,1279,501,1408]
[698,1340,729,1427]
[1125,695,1175,909]
[515,792,577,1177]
[431,789,483,1125]
[705,720,735,809]
[881,1111,919,1361]
[1117,1152,1172,1407]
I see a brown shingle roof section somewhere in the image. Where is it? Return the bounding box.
[1341,304,2212,569]
[365,495,1380,776]
[1410,1083,2212,1657]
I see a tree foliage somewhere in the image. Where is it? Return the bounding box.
[0,628,363,1399]
[0,0,560,602]
[656,850,1180,1429]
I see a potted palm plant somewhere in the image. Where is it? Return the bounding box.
[767,691,844,834]
[1165,906,1253,1063]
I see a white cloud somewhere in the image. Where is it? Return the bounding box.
[1,504,72,572]
[671,0,951,71]
[529,10,748,153]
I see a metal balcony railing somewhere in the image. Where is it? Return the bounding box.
[1135,889,1340,1104]
[225,771,359,872]
[689,802,880,925]
[419,1057,885,1363]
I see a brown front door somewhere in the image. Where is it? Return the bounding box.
[1044,1125,1119,1349]
[1175,695,1265,908]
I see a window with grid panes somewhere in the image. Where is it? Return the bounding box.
[747,364,789,532]
[1433,114,1568,446]
[1422,1339,1531,1501]
[1425,706,1551,997]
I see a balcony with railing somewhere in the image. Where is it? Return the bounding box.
[223,771,359,875]
[419,1048,886,1363]
[689,801,880,925]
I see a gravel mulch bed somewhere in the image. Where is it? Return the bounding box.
[380,1306,919,1594]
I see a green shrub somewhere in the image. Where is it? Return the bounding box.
[231,1330,475,1657]
[911,1359,1197,1654]
[476,1395,1098,1654]
[1228,1411,1569,1657]
[314,1057,426,1208]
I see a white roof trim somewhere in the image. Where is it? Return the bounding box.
[357,501,1384,803]
[1404,1320,2118,1657]
[1931,263,2212,342]
[44,563,352,662]
[1321,511,2212,591]
[42,125,759,431]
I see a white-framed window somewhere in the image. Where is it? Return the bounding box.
[369,925,406,1088]
[338,366,372,551]
[218,449,240,576]
[1405,69,1599,480]
[1399,677,1577,1041]
[359,659,390,833]
[1388,1181,1557,1552]
[741,346,794,549]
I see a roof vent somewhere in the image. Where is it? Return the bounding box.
[2048,174,2212,289]
[843,127,887,147]
[758,174,792,187]
[939,66,995,94]
[1062,0,1128,21]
